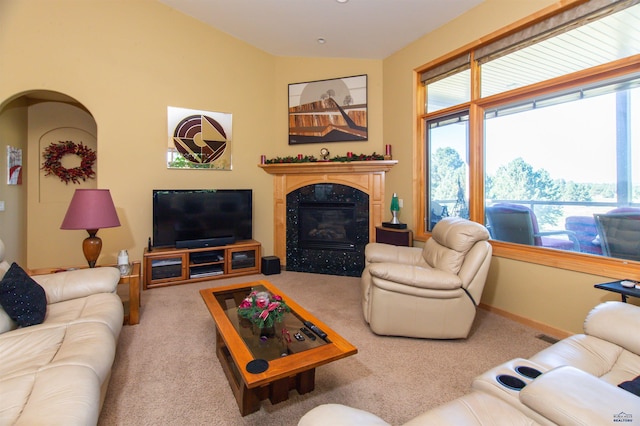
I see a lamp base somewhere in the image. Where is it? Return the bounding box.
[83,229,102,268]
[382,222,407,229]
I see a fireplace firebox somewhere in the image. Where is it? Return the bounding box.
[298,202,357,251]
[287,183,368,276]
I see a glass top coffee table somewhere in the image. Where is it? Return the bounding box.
[200,279,357,416]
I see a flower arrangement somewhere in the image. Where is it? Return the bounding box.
[237,290,290,329]
[41,141,96,184]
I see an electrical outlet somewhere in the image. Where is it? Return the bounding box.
[0,201,5,211]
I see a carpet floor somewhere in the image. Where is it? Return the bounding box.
[99,271,551,425]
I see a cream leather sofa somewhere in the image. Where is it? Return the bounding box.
[0,239,123,425]
[299,301,640,425]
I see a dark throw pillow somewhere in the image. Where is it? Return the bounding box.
[0,262,47,326]
[619,375,640,397]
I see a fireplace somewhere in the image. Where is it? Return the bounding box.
[287,184,368,276]
[258,159,397,276]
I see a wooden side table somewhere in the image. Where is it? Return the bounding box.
[375,226,413,246]
[119,261,141,325]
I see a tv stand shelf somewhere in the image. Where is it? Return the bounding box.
[143,240,261,289]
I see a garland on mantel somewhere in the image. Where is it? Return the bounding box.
[41,141,96,184]
[265,152,385,164]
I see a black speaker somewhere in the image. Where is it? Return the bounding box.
[261,256,281,275]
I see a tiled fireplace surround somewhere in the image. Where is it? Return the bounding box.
[259,161,397,276]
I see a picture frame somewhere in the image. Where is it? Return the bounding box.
[167,106,233,170]
[7,146,22,185]
[288,74,367,145]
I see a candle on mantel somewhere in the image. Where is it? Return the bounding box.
[347,152,353,158]
[260,155,266,164]
[297,154,303,160]
[385,144,392,156]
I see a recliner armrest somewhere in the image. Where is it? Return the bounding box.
[368,263,462,291]
[520,366,638,425]
[583,301,640,356]
[365,243,424,266]
[31,267,121,304]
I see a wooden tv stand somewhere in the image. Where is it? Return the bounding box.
[143,240,261,289]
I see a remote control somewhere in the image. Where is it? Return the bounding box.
[303,321,327,340]
[300,327,316,340]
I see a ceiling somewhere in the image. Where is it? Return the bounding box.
[156,0,485,59]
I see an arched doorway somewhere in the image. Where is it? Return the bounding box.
[0,90,96,267]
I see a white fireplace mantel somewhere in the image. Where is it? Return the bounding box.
[259,160,398,265]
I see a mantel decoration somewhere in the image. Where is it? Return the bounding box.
[238,290,290,336]
[264,152,384,164]
[41,141,96,185]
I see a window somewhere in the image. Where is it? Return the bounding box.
[426,112,469,231]
[485,76,640,256]
[418,0,640,276]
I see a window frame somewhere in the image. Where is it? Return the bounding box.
[415,1,640,279]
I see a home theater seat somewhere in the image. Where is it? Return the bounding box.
[298,301,640,425]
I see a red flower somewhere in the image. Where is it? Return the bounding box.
[267,302,280,311]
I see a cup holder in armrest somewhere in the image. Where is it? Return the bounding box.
[515,365,542,379]
[496,374,527,391]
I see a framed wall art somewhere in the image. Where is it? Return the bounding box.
[167,106,233,170]
[288,74,367,145]
[7,146,22,185]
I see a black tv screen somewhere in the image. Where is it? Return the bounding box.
[152,189,252,248]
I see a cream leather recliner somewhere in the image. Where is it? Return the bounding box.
[361,217,492,339]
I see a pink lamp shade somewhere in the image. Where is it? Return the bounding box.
[61,189,120,267]
[61,189,121,230]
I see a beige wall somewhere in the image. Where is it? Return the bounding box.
[1,0,281,267]
[27,101,99,267]
[0,98,28,264]
[0,0,632,334]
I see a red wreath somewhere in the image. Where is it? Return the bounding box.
[42,141,96,184]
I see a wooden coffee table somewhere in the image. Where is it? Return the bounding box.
[200,280,357,416]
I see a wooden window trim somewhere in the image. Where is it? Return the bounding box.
[414,0,640,281]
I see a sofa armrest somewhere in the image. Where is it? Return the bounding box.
[520,366,639,425]
[365,243,423,266]
[31,267,120,304]
[583,301,640,356]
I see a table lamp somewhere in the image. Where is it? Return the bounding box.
[389,193,400,224]
[382,192,407,229]
[60,189,121,267]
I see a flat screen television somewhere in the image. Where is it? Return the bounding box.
[152,189,252,249]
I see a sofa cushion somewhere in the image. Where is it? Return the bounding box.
[45,292,124,337]
[0,321,117,384]
[0,364,102,426]
[0,263,47,327]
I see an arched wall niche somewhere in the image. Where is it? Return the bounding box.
[0,89,98,267]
